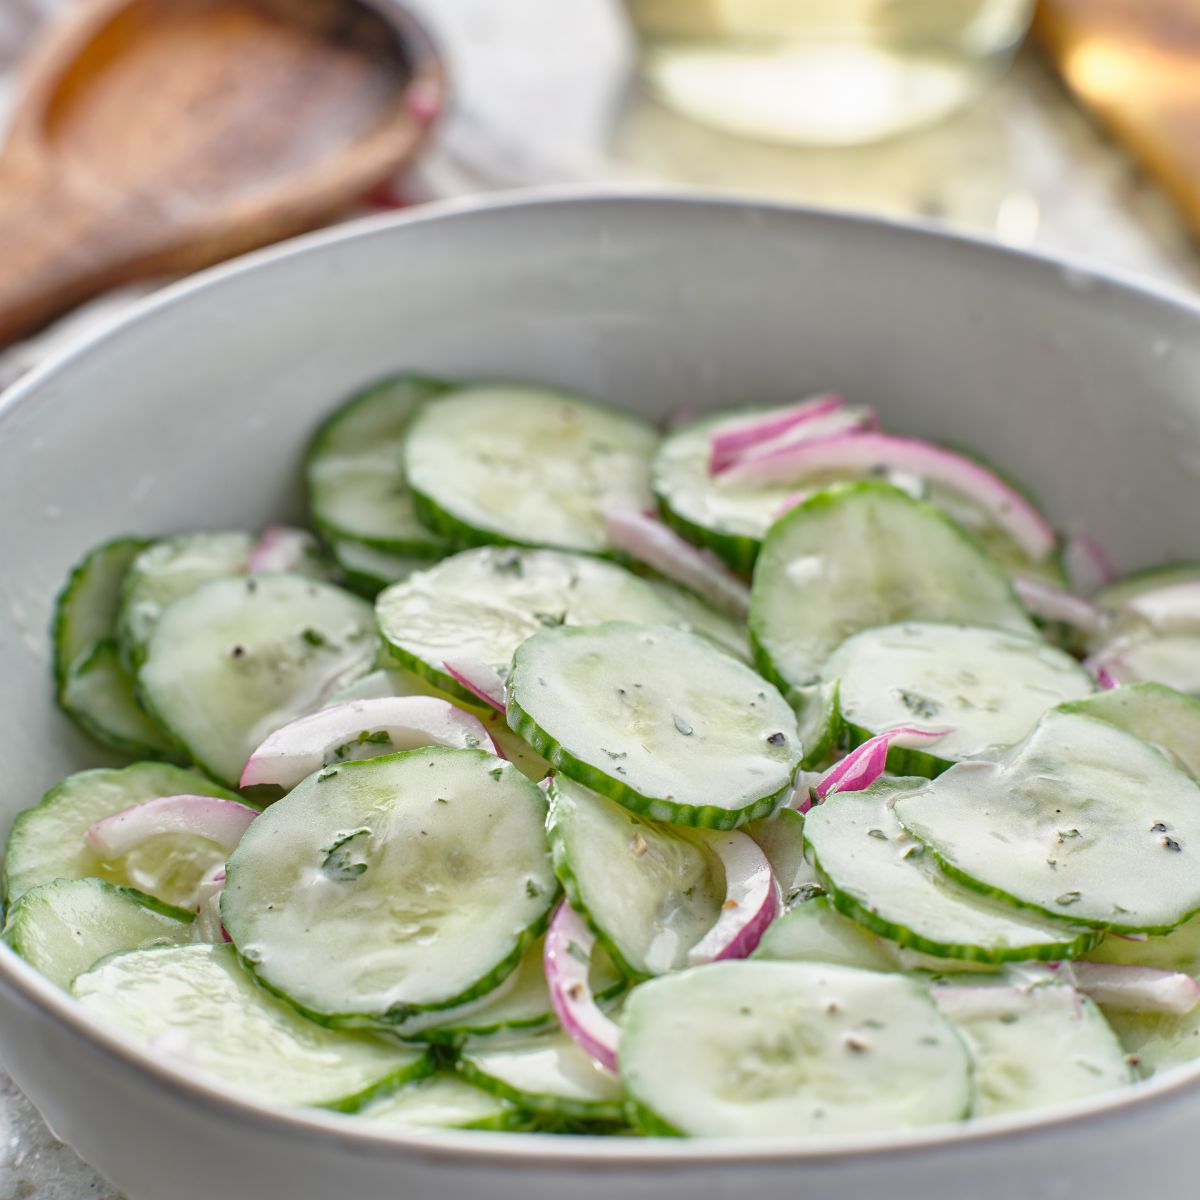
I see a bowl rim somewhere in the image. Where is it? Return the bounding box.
[2,186,1199,1168]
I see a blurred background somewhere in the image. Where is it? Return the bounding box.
[0,0,1198,390]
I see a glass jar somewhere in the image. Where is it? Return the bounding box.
[623,0,1036,145]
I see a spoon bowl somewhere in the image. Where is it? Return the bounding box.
[0,0,442,346]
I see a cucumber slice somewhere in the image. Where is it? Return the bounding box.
[804,779,1097,962]
[457,1029,625,1122]
[752,895,898,971]
[326,666,551,782]
[403,385,658,555]
[652,408,876,572]
[118,531,254,667]
[1089,916,1200,977]
[222,749,556,1027]
[547,775,725,977]
[376,547,686,704]
[331,540,432,598]
[51,536,174,756]
[59,640,176,758]
[1096,634,1200,695]
[1107,1008,1200,1079]
[4,762,240,905]
[53,536,151,687]
[1097,564,1200,611]
[934,981,1130,1117]
[749,482,1033,695]
[357,1072,525,1131]
[744,807,822,908]
[72,944,434,1110]
[1059,683,1200,778]
[641,577,750,662]
[619,960,971,1137]
[3,878,192,989]
[926,480,1065,586]
[894,711,1200,933]
[399,933,623,1044]
[509,623,801,828]
[824,622,1094,774]
[306,375,453,556]
[138,574,375,787]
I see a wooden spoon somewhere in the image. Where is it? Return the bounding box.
[0,0,444,347]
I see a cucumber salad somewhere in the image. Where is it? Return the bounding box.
[8,378,1200,1140]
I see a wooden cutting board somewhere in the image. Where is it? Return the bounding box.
[1035,0,1200,239]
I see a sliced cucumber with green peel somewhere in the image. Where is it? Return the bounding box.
[60,640,176,758]
[619,960,971,1137]
[403,385,658,555]
[3,878,193,989]
[51,536,174,756]
[804,778,1097,962]
[652,408,874,572]
[1093,634,1200,694]
[1089,916,1200,977]
[357,1072,525,1131]
[4,762,239,905]
[933,980,1130,1117]
[307,375,453,556]
[510,623,800,828]
[376,547,686,703]
[823,622,1094,774]
[749,483,1033,695]
[894,710,1200,933]
[1107,1008,1200,1079]
[119,531,254,667]
[399,933,623,1044]
[53,536,151,686]
[332,540,432,597]
[641,577,750,662]
[222,749,556,1027]
[744,807,821,908]
[138,573,375,786]
[752,895,897,971]
[1059,683,1200,779]
[547,775,725,977]
[1096,564,1200,611]
[73,944,434,1110]
[457,1029,626,1122]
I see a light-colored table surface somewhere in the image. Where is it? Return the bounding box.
[0,0,1197,1194]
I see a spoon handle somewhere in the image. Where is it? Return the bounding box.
[0,158,142,348]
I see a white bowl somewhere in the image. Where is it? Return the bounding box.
[1,193,1198,1200]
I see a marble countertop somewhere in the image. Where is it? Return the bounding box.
[0,0,1197,1195]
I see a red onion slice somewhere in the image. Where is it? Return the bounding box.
[1058,962,1200,1014]
[193,866,230,943]
[87,795,258,861]
[1013,576,1106,635]
[808,726,951,806]
[442,658,506,712]
[686,831,779,965]
[544,901,620,1075]
[248,526,322,574]
[707,393,844,473]
[603,510,750,618]
[722,432,1058,564]
[239,696,497,789]
[1063,535,1116,594]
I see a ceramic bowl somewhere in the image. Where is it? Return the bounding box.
[1,193,1198,1200]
